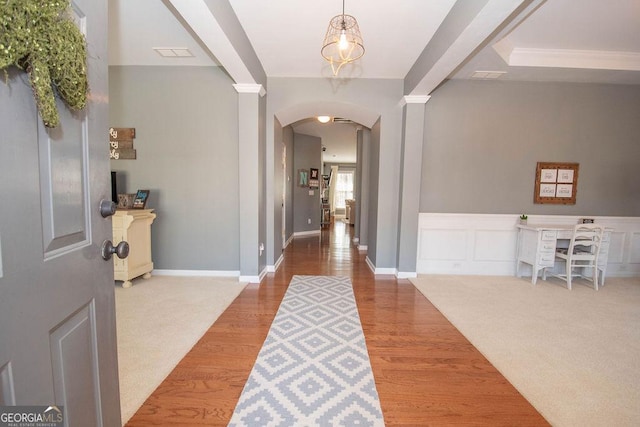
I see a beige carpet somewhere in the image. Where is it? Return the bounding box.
[409,275,640,427]
[115,275,247,425]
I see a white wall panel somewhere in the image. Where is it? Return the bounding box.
[419,230,467,260]
[417,213,640,277]
[474,230,517,262]
[630,232,640,264]
[607,232,627,264]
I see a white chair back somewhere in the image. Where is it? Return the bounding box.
[569,224,604,259]
[552,224,605,290]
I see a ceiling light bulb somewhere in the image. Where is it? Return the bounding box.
[317,116,331,123]
[338,31,349,50]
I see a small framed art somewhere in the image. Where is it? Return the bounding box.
[132,189,150,209]
[117,193,135,209]
[298,169,309,187]
[309,168,319,188]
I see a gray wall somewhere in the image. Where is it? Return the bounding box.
[258,92,267,274]
[367,120,381,265]
[354,130,363,239]
[356,128,371,248]
[293,133,322,232]
[109,66,240,270]
[421,80,640,216]
[272,118,283,258]
[237,88,265,278]
[272,119,294,260]
[284,126,294,242]
[397,101,426,273]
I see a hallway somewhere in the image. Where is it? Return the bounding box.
[126,221,548,426]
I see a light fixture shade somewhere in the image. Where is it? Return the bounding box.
[317,115,331,123]
[321,14,365,76]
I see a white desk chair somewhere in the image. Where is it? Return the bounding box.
[552,224,604,290]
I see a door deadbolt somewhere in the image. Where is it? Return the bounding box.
[100,199,117,218]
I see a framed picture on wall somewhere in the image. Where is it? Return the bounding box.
[298,169,309,187]
[534,162,579,204]
[309,168,319,188]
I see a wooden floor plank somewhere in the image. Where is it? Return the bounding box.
[125,221,549,426]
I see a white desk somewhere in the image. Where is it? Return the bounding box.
[516,224,611,285]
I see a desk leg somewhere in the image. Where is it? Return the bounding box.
[531,267,539,285]
[516,260,538,285]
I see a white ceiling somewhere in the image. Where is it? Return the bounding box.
[108,0,640,163]
[229,0,457,79]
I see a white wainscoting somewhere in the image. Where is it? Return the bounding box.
[417,213,640,277]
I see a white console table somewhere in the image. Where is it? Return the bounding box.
[516,224,611,285]
[112,209,156,288]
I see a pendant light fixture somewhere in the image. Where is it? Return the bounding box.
[321,0,365,76]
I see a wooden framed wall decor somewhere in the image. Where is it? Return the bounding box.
[534,162,579,204]
[298,169,309,187]
[109,127,137,160]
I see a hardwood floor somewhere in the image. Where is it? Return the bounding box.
[126,221,549,426]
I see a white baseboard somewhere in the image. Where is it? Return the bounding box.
[284,234,293,248]
[266,254,284,273]
[153,266,268,284]
[375,267,398,275]
[153,269,240,278]
[365,256,398,276]
[293,230,321,238]
[357,244,368,252]
[240,267,266,284]
[396,271,417,279]
[365,256,375,274]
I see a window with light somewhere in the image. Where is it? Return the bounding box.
[334,171,354,209]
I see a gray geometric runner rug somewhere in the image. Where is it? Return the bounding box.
[228,275,385,427]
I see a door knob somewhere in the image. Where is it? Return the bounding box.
[101,240,129,260]
[100,199,117,217]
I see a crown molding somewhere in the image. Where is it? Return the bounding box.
[400,95,431,107]
[233,84,266,97]
[507,47,640,72]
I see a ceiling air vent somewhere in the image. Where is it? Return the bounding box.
[332,117,355,124]
[471,71,506,79]
[153,47,194,58]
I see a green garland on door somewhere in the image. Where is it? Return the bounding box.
[0,0,88,128]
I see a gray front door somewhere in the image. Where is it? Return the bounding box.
[0,0,121,425]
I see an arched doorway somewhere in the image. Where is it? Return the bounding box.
[268,101,380,272]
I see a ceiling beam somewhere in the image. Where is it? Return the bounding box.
[404,0,533,96]
[166,0,266,86]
